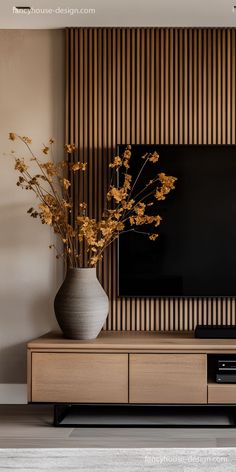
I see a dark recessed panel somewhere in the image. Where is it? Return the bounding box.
[118,145,236,297]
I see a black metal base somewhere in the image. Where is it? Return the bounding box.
[53,403,236,428]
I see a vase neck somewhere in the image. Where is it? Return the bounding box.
[66,267,97,279]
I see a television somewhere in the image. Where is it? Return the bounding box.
[118,144,236,297]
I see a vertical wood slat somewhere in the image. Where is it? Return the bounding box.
[66,28,236,332]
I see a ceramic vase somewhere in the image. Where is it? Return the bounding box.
[54,268,109,340]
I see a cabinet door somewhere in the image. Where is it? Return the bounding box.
[130,354,207,404]
[32,353,128,403]
[208,384,236,404]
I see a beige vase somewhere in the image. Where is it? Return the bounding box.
[54,268,109,340]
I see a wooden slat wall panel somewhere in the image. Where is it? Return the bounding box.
[66,27,236,332]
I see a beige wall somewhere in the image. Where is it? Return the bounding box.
[0,30,65,386]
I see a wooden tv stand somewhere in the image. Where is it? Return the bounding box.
[27,331,236,425]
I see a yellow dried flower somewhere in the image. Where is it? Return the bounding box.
[116,222,125,231]
[134,203,146,216]
[123,159,130,169]
[71,162,80,171]
[158,173,177,187]
[79,202,87,211]
[63,179,71,190]
[42,146,49,155]
[97,240,105,247]
[14,158,28,173]
[8,135,177,268]
[64,144,76,153]
[41,162,57,176]
[154,173,177,200]
[129,215,162,227]
[123,149,131,159]
[90,255,100,266]
[38,203,52,225]
[107,186,126,203]
[62,200,72,209]
[71,162,87,172]
[123,174,132,191]
[122,147,132,169]
[122,199,135,210]
[9,132,16,141]
[22,136,32,144]
[100,225,114,237]
[109,156,122,168]
[149,234,159,241]
[155,190,165,200]
[112,212,119,219]
[149,151,159,163]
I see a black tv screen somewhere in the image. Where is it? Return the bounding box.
[118,144,236,297]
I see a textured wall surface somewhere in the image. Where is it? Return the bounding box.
[66,28,236,331]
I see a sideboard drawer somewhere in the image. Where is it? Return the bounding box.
[208,384,236,404]
[31,353,128,403]
[130,354,207,404]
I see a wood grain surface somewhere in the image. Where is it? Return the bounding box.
[66,28,236,332]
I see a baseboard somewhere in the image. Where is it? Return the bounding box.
[0,384,27,404]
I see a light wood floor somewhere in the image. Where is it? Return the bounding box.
[1,406,236,448]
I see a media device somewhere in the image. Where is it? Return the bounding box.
[218,360,236,369]
[216,358,236,383]
[216,373,236,383]
[118,144,236,297]
[195,326,236,339]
